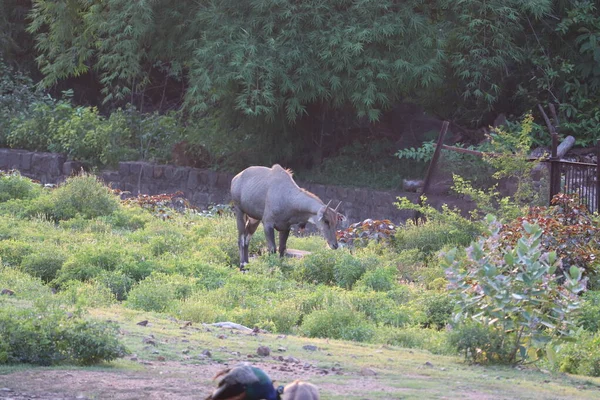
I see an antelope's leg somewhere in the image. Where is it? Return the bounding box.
[234,206,248,269]
[278,229,290,257]
[244,218,260,265]
[263,222,277,254]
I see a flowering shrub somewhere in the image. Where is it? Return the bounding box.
[501,193,600,288]
[337,219,397,247]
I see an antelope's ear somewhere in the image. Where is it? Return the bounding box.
[317,206,326,221]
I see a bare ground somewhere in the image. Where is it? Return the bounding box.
[1,307,599,400]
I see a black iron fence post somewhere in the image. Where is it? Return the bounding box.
[596,140,600,213]
[549,132,561,205]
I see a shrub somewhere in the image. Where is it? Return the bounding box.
[444,216,587,364]
[300,306,375,342]
[125,273,197,313]
[501,193,600,289]
[20,247,66,283]
[55,243,131,286]
[0,239,34,267]
[101,206,152,231]
[420,292,455,330]
[292,249,368,288]
[354,266,397,292]
[0,267,53,300]
[56,280,116,308]
[347,290,414,327]
[30,174,120,222]
[94,270,135,301]
[0,303,128,365]
[0,171,42,202]
[178,297,228,325]
[578,290,600,332]
[0,61,49,147]
[375,326,453,355]
[448,321,511,364]
[554,330,600,377]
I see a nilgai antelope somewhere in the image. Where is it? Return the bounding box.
[230,164,345,270]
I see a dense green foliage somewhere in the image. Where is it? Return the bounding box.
[445,216,587,364]
[2,0,599,180]
[0,268,128,365]
[1,174,597,375]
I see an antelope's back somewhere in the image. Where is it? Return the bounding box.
[231,165,292,220]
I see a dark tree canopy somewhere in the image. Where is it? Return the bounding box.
[1,0,598,143]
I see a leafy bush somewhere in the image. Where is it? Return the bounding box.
[420,292,455,330]
[0,171,42,202]
[444,216,587,364]
[394,198,481,258]
[300,306,375,342]
[0,60,48,147]
[0,303,128,365]
[448,321,511,364]
[291,249,368,288]
[6,94,184,168]
[578,291,600,333]
[354,266,397,292]
[30,174,120,222]
[125,273,197,312]
[56,280,116,308]
[20,247,66,283]
[375,326,453,355]
[93,270,135,301]
[501,193,600,288]
[553,330,600,377]
[0,267,53,300]
[55,243,131,286]
[0,239,34,267]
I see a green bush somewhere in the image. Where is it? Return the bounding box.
[354,266,397,292]
[420,292,455,330]
[0,267,53,300]
[125,273,197,312]
[300,306,375,342]
[0,303,128,365]
[291,249,368,288]
[347,290,414,328]
[20,247,66,283]
[376,326,453,355]
[0,171,42,202]
[30,174,120,222]
[94,270,135,301]
[56,280,116,308]
[55,243,131,286]
[555,330,600,377]
[0,61,49,147]
[578,291,600,332]
[448,321,511,364]
[0,239,34,267]
[444,216,587,364]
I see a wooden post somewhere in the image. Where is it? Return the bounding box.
[415,121,449,223]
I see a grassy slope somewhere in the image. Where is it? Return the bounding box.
[1,305,598,399]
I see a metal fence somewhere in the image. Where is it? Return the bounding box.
[546,150,599,214]
[423,122,600,215]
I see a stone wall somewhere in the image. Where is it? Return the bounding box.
[0,148,467,224]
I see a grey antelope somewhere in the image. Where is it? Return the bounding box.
[230,164,345,270]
